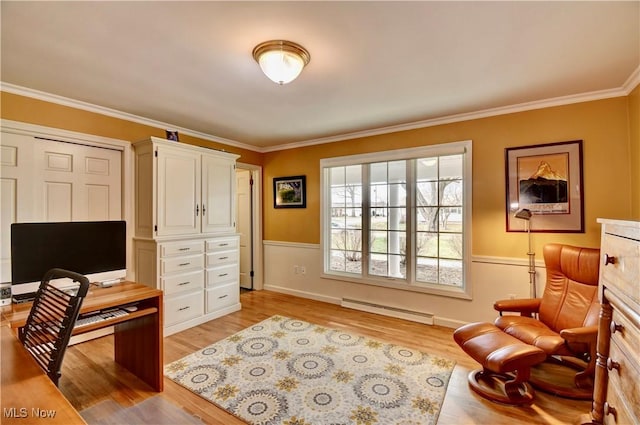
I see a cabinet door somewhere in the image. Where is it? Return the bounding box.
[201,154,235,233]
[157,145,201,236]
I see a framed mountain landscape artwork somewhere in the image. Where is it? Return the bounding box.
[505,140,584,232]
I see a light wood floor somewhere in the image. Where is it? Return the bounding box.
[60,290,591,424]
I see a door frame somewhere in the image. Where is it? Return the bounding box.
[236,162,263,290]
[1,119,134,279]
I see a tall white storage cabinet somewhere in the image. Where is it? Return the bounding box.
[133,137,241,336]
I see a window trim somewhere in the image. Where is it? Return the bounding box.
[320,140,473,299]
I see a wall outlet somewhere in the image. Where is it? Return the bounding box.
[300,266,306,275]
[293,265,299,274]
[508,293,516,299]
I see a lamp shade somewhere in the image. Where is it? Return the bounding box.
[253,40,310,85]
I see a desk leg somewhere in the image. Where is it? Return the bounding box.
[114,295,163,391]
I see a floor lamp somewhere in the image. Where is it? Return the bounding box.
[514,208,537,298]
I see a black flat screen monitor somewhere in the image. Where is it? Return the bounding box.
[10,221,126,293]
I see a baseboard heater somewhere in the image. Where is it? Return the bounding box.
[341,298,434,325]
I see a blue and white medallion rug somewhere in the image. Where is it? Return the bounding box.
[165,316,455,425]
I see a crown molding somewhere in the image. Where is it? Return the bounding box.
[3,64,639,154]
[0,82,261,153]
[623,65,640,93]
[262,77,637,152]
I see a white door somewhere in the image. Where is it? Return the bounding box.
[235,169,252,289]
[1,132,122,282]
[156,144,200,236]
[202,154,235,234]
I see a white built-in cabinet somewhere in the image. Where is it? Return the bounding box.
[132,137,240,336]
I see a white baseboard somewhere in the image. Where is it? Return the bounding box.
[263,284,341,305]
[433,317,468,329]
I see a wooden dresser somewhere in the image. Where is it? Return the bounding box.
[586,219,640,425]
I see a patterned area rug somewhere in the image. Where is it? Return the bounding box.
[165,316,455,425]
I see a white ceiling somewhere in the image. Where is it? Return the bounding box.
[1,1,639,151]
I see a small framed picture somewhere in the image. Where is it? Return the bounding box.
[166,130,179,141]
[273,175,306,209]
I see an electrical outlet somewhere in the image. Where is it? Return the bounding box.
[508,293,516,299]
[293,265,299,274]
[300,266,306,275]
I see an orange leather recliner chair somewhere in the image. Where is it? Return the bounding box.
[493,243,601,399]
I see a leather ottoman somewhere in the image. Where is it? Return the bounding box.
[454,322,547,405]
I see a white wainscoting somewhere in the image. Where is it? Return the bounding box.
[263,240,546,329]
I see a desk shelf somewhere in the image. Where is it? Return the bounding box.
[73,307,159,335]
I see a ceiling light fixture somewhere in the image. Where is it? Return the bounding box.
[252,40,310,85]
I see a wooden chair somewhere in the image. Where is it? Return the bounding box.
[493,243,601,399]
[19,268,90,386]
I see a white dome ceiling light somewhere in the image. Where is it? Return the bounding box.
[252,40,311,85]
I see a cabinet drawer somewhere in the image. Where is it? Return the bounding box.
[609,307,640,361]
[162,270,204,295]
[206,238,238,252]
[206,250,238,267]
[601,233,640,304]
[206,264,238,288]
[604,379,637,425]
[206,283,239,312]
[160,240,204,257]
[165,291,203,326]
[607,339,640,422]
[161,253,204,275]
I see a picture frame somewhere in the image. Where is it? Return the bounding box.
[505,140,584,233]
[273,175,306,209]
[166,130,179,142]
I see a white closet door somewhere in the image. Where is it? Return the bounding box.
[1,133,122,282]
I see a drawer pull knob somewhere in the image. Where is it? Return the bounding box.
[610,321,624,334]
[604,402,617,419]
[218,294,228,299]
[178,281,190,286]
[219,256,228,260]
[219,243,229,247]
[178,306,190,311]
[219,273,228,277]
[604,254,616,265]
[606,358,620,372]
[179,247,191,251]
[179,262,191,267]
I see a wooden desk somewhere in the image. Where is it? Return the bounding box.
[1,325,86,424]
[1,282,164,417]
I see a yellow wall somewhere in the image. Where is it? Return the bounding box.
[2,88,638,260]
[0,92,263,165]
[629,85,640,218]
[264,96,636,258]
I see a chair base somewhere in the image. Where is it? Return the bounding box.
[468,369,536,406]
[529,356,593,400]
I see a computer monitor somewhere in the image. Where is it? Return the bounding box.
[10,220,127,295]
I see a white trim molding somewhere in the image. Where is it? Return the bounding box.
[0,83,259,153]
[4,63,638,154]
